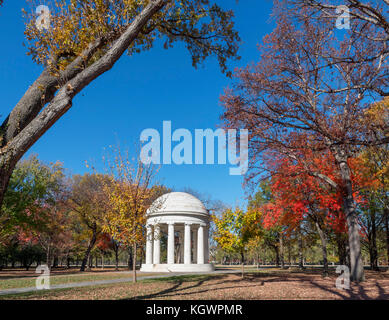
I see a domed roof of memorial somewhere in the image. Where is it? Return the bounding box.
[147,192,208,216]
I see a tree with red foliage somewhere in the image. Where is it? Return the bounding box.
[263,151,346,276]
[18,201,74,269]
[95,233,122,270]
[96,233,113,269]
[96,233,112,252]
[262,146,378,275]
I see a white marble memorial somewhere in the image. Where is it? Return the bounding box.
[140,192,214,273]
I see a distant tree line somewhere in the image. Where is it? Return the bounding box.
[0,149,168,284]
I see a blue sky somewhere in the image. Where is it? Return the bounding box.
[0,0,275,207]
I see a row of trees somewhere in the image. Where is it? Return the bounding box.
[0,148,167,282]
[0,0,240,282]
[213,142,389,276]
[219,0,389,282]
[259,141,388,271]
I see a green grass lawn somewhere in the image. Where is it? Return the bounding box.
[0,273,223,300]
[0,266,262,291]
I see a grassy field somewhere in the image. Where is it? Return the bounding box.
[1,268,388,300]
[0,265,256,290]
[0,268,154,290]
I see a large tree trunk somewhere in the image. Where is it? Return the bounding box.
[80,229,97,272]
[0,154,16,210]
[314,220,329,277]
[0,0,167,211]
[334,148,365,282]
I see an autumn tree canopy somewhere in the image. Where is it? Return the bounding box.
[221,1,388,282]
[296,0,389,50]
[1,156,66,240]
[0,0,240,209]
[100,145,163,281]
[68,173,110,271]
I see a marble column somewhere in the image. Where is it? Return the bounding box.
[153,224,160,264]
[184,223,191,264]
[146,224,153,265]
[167,223,175,264]
[197,225,204,264]
[204,226,209,263]
[193,228,198,264]
[178,231,183,263]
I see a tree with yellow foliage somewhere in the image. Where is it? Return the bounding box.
[360,98,389,266]
[213,206,260,278]
[0,0,240,209]
[101,145,164,282]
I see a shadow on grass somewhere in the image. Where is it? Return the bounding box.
[2,269,388,300]
[127,270,389,300]
[308,277,389,300]
[127,273,263,300]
